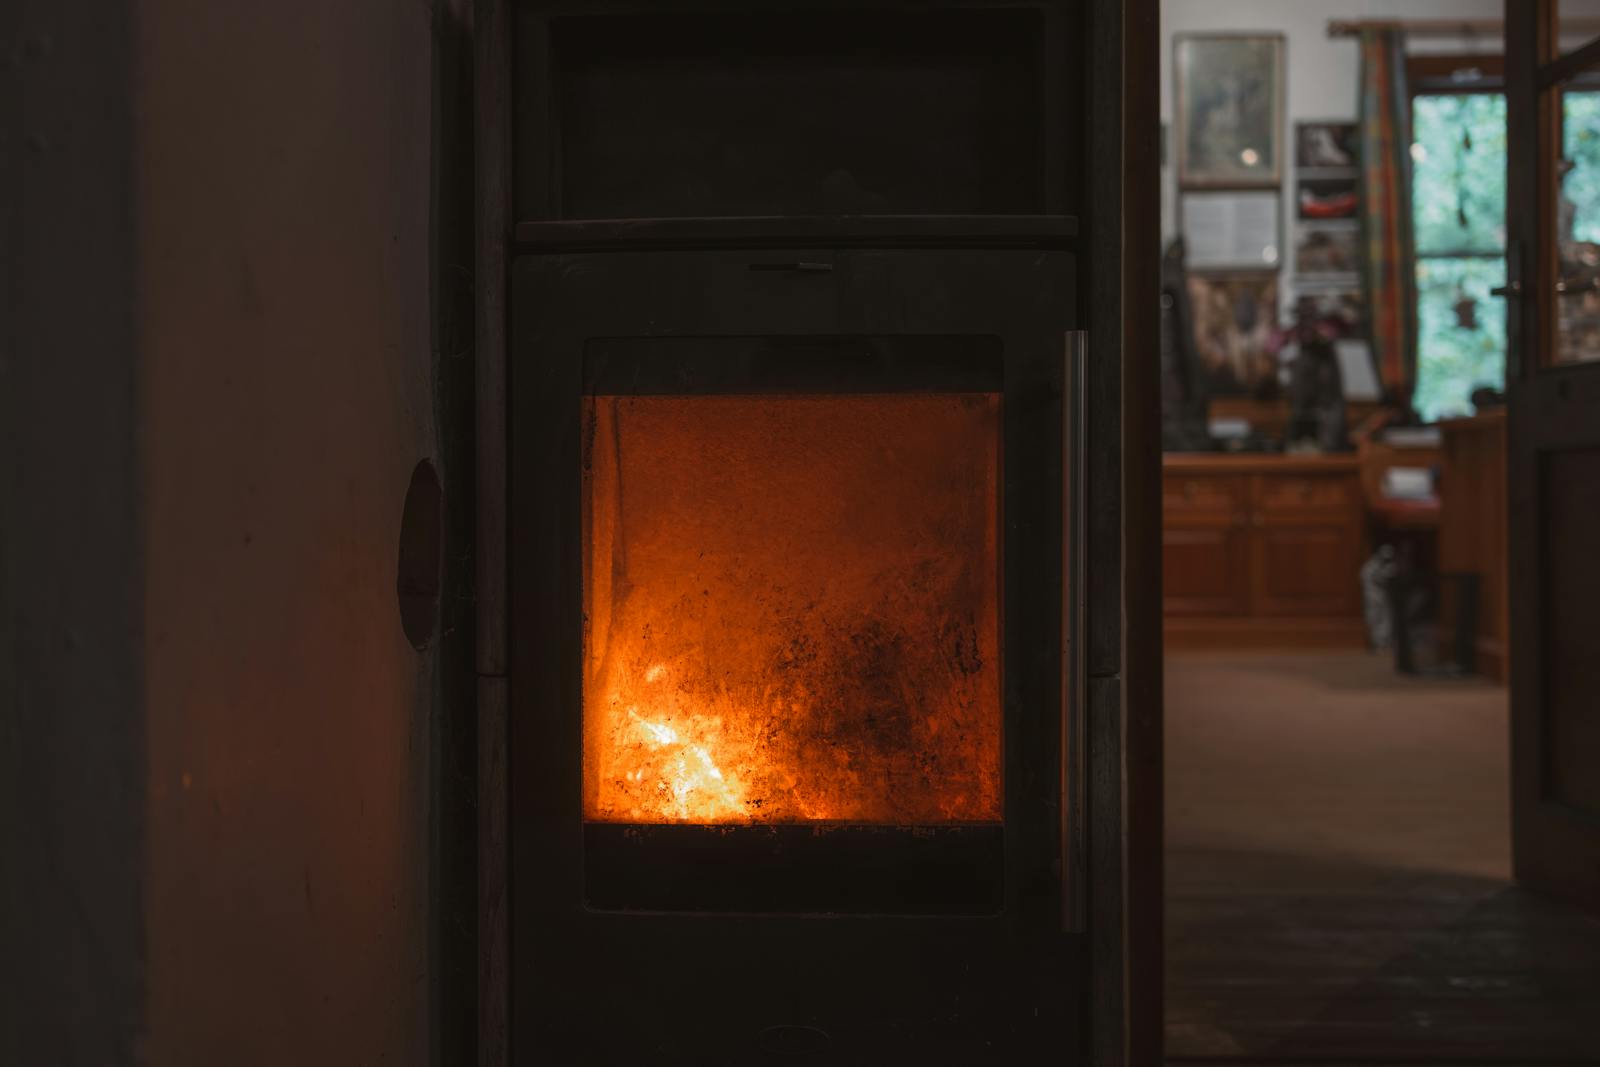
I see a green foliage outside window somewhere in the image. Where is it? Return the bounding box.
[1415,257,1507,420]
[1410,93,1507,422]
[1564,92,1600,244]
[1412,94,1508,256]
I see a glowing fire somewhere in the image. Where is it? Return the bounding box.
[583,393,1003,825]
[622,701,744,821]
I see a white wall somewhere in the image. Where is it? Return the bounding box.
[1159,0,1503,307]
[10,1,472,1062]
[136,1,466,1062]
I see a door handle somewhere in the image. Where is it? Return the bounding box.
[1490,280,1522,298]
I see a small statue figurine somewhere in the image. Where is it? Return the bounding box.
[1283,296,1349,453]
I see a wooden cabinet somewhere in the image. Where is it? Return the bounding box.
[1162,471,1249,617]
[1164,455,1368,648]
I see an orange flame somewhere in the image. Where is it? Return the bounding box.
[583,394,1003,825]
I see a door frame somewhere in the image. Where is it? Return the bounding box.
[1103,0,1164,1061]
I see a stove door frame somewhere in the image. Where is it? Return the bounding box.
[508,244,1086,1063]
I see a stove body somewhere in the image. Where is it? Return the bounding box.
[489,4,1111,1061]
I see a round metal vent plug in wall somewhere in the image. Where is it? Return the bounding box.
[396,458,442,650]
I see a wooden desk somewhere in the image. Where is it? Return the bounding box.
[1164,453,1368,649]
[1438,411,1509,683]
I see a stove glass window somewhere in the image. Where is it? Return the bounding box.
[582,392,1003,825]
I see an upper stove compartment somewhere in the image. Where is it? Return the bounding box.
[511,4,1083,224]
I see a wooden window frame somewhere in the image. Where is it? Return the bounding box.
[1407,53,1505,95]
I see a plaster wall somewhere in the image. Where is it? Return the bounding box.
[136,2,446,1062]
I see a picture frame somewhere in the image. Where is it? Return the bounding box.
[1293,221,1361,279]
[1186,272,1281,395]
[1181,190,1282,271]
[1296,120,1360,171]
[1174,34,1286,189]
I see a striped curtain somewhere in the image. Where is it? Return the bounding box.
[1358,28,1418,400]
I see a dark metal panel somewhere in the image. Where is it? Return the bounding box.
[585,824,1006,914]
[530,8,1051,220]
[1038,2,1083,217]
[511,11,556,219]
[583,335,1005,394]
[511,1,1084,225]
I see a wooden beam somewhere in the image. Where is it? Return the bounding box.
[1539,33,1600,89]
[1328,16,1600,40]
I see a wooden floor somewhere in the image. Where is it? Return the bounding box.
[1166,651,1600,1061]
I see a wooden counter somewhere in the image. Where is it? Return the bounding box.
[1164,453,1368,649]
[1438,411,1509,682]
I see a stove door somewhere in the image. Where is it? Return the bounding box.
[510,247,1082,1064]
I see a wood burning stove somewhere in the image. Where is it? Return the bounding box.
[481,2,1120,1062]
[512,237,1082,1061]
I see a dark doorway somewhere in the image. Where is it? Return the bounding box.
[1159,2,1600,1060]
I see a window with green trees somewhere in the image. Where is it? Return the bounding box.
[1410,90,1600,416]
[1564,92,1600,245]
[1410,92,1507,422]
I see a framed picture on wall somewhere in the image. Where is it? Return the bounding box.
[1174,34,1286,188]
[1293,221,1360,279]
[1186,272,1281,395]
[1182,190,1282,270]
[1296,121,1360,171]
